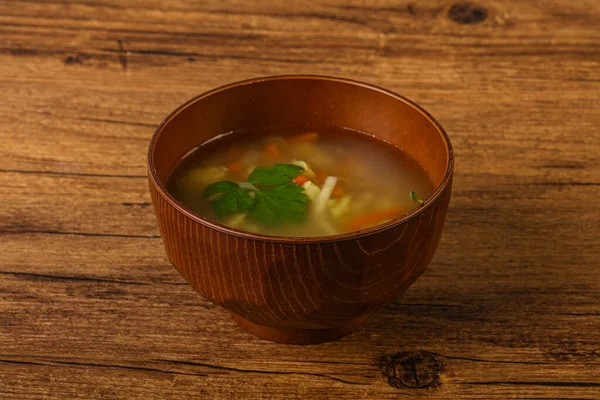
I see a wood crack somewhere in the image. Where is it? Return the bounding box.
[0,271,149,286]
[521,182,600,187]
[289,359,371,366]
[0,169,147,179]
[535,164,586,170]
[121,202,152,208]
[0,20,257,41]
[0,359,50,367]
[0,227,160,239]
[76,116,156,128]
[462,381,600,387]
[153,358,367,386]
[52,360,208,377]
[1,45,318,66]
[557,313,600,317]
[431,352,553,365]
[98,47,323,64]
[0,358,208,377]
[391,303,465,308]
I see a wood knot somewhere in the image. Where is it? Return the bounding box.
[380,351,441,389]
[63,53,85,65]
[117,39,128,69]
[448,2,488,24]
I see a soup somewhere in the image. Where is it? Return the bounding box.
[167,128,433,237]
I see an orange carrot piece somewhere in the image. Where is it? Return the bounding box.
[345,208,406,232]
[287,132,319,144]
[332,185,345,198]
[292,175,309,186]
[227,162,242,173]
[265,143,279,160]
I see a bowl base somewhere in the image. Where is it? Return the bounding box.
[230,313,368,345]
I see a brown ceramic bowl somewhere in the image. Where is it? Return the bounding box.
[148,75,453,344]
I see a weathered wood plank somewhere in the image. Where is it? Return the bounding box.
[1,0,599,398]
[1,77,598,177]
[1,235,599,399]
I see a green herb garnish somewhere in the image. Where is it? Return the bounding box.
[410,190,424,204]
[203,181,253,218]
[203,164,309,226]
[248,164,304,186]
[250,184,310,225]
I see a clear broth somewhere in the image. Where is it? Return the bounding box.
[167,128,433,237]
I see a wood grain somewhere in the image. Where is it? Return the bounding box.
[1,0,599,398]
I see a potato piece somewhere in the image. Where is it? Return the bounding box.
[292,160,316,178]
[179,166,227,188]
[328,195,353,221]
[302,181,321,201]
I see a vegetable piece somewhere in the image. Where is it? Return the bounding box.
[287,132,319,144]
[317,217,338,236]
[410,190,424,204]
[292,175,309,186]
[313,176,337,217]
[179,166,227,187]
[203,181,253,219]
[309,176,338,235]
[227,162,243,173]
[265,143,280,160]
[344,208,406,232]
[310,178,339,235]
[248,164,303,187]
[291,160,316,178]
[206,164,311,227]
[302,181,321,201]
[332,185,345,198]
[328,195,352,220]
[249,184,310,225]
[352,193,374,214]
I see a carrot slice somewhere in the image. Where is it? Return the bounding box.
[345,208,406,232]
[292,175,309,186]
[264,143,279,160]
[227,162,243,173]
[332,185,345,198]
[287,132,319,144]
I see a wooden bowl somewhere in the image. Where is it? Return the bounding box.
[148,75,453,344]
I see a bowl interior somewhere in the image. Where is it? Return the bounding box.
[151,76,450,184]
[149,76,452,241]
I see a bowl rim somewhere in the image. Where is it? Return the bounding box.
[148,74,454,244]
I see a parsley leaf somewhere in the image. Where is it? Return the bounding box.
[203,181,253,218]
[410,190,424,204]
[249,184,310,225]
[248,164,303,187]
[202,164,310,226]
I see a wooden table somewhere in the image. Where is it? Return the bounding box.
[2,1,599,398]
